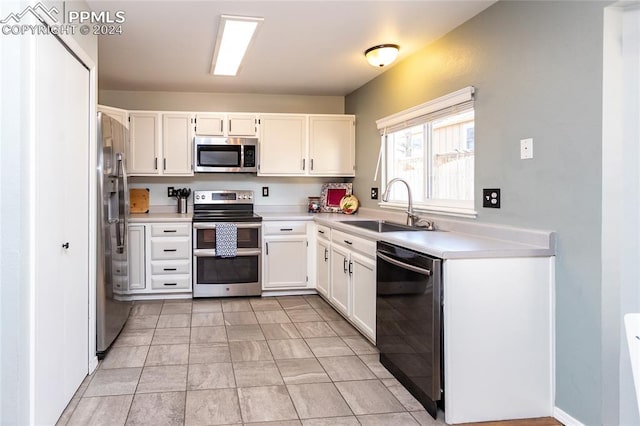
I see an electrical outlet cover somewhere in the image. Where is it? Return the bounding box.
[262,186,269,197]
[371,187,378,200]
[483,188,501,208]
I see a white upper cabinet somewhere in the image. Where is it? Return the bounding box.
[258,114,308,176]
[308,115,355,176]
[194,113,258,137]
[258,114,356,177]
[228,113,258,136]
[162,113,194,175]
[128,112,161,175]
[129,112,193,176]
[195,113,225,136]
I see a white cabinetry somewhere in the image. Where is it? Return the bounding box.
[263,221,309,290]
[315,225,330,297]
[325,228,376,342]
[128,112,161,175]
[308,115,355,176]
[195,113,258,136]
[121,221,192,299]
[127,225,146,291]
[258,114,307,175]
[129,112,194,176]
[258,114,355,177]
[162,113,194,175]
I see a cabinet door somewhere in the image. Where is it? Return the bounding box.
[351,252,376,342]
[329,244,350,315]
[263,237,308,289]
[308,115,355,176]
[316,238,330,297]
[128,225,146,290]
[195,113,225,136]
[162,113,194,175]
[228,113,257,136]
[258,114,307,175]
[129,112,160,175]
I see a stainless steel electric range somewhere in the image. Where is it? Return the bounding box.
[192,190,262,297]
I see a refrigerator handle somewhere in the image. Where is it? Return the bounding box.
[116,153,129,252]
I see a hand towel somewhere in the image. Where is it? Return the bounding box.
[215,223,237,257]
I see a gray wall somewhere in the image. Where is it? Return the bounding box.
[345,1,609,424]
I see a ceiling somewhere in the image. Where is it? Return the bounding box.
[88,1,495,96]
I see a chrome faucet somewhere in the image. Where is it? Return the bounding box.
[382,178,420,227]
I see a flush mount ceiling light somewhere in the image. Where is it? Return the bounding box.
[211,15,263,76]
[364,44,400,68]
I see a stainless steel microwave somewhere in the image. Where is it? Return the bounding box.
[193,136,258,173]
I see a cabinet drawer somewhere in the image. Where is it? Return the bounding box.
[151,223,190,237]
[316,224,330,239]
[150,238,190,260]
[263,221,307,235]
[151,260,191,275]
[151,275,191,290]
[331,229,376,258]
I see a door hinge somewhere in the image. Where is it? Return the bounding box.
[306,276,308,282]
[128,116,131,122]
[306,241,308,247]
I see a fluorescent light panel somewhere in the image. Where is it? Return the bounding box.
[211,15,263,76]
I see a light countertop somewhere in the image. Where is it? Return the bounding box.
[129,206,555,260]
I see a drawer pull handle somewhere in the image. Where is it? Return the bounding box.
[318,230,325,234]
[280,228,293,231]
[163,268,177,271]
[163,283,178,286]
[344,240,353,245]
[163,249,177,252]
[163,230,177,233]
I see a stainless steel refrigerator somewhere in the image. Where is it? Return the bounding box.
[96,111,132,356]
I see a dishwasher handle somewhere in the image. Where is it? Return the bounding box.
[377,250,432,276]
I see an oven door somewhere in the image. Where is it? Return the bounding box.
[193,223,262,297]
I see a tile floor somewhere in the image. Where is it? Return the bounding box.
[57,295,445,426]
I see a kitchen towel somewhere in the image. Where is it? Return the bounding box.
[215,223,237,257]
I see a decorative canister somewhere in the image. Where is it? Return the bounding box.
[308,196,321,213]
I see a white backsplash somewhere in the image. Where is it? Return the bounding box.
[129,175,348,207]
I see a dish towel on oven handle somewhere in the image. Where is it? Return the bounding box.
[215,223,237,257]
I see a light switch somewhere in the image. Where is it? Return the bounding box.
[520,138,533,159]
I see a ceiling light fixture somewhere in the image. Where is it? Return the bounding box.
[364,44,400,68]
[211,15,263,76]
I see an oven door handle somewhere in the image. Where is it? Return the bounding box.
[193,223,262,230]
[376,251,432,276]
[194,249,262,257]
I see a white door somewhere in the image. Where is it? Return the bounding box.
[162,113,194,175]
[350,253,376,341]
[308,115,355,176]
[195,113,225,136]
[329,245,350,315]
[316,238,330,297]
[228,113,257,136]
[127,225,146,291]
[129,112,160,175]
[35,33,89,425]
[258,114,307,175]
[263,237,308,288]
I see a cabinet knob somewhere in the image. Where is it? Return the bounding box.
[62,242,70,249]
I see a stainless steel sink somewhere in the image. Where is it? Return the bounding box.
[341,220,424,233]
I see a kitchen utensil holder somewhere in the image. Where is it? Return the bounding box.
[177,197,187,214]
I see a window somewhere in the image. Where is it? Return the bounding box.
[377,87,476,217]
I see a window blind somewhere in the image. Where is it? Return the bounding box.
[376,86,475,134]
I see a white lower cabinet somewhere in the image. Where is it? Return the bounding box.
[127,225,146,291]
[315,229,330,297]
[349,252,376,339]
[123,221,192,298]
[263,221,309,290]
[322,227,376,342]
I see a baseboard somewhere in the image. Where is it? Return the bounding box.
[554,407,585,426]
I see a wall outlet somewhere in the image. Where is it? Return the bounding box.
[483,188,501,208]
[520,138,533,159]
[167,186,175,197]
[371,187,378,200]
[262,186,269,197]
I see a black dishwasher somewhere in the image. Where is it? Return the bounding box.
[376,241,443,419]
